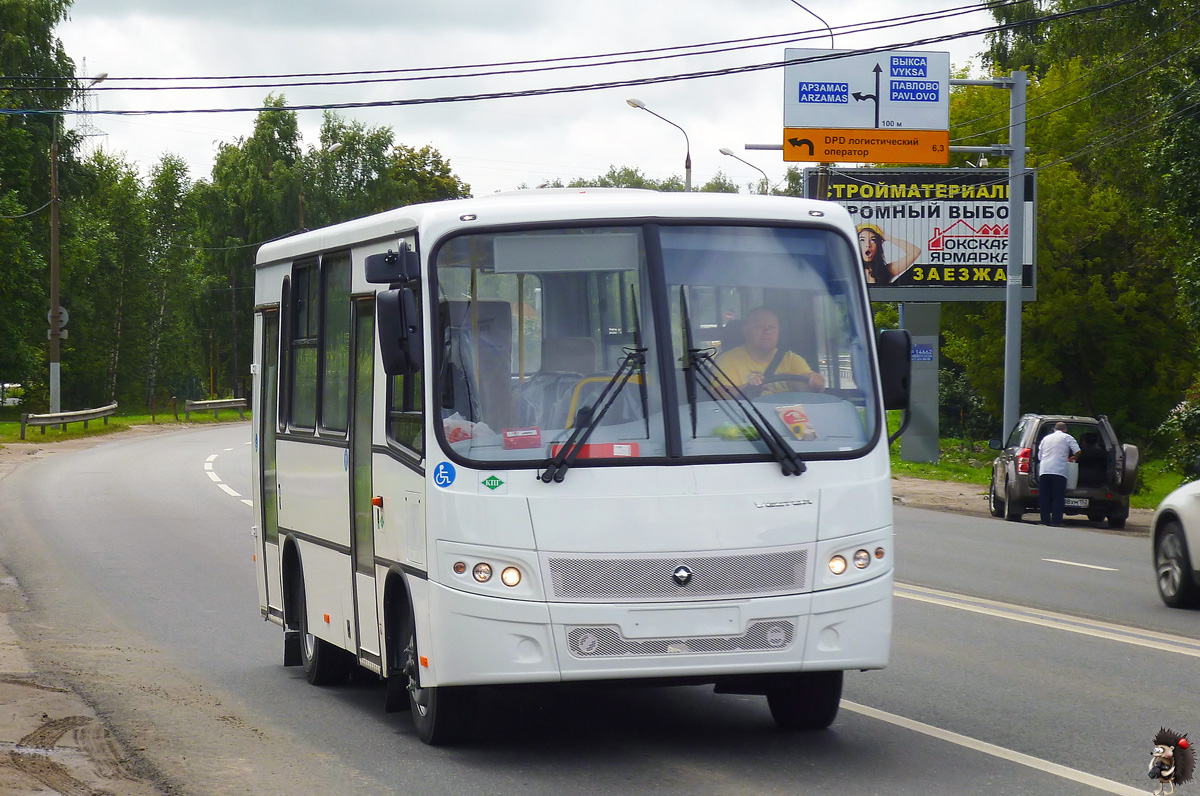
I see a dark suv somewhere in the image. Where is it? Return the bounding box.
[988,414,1138,528]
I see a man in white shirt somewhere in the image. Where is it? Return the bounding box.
[1037,422,1081,526]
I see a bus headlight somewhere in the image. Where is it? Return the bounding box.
[501,567,522,587]
[828,555,847,575]
[472,563,493,583]
[854,549,870,569]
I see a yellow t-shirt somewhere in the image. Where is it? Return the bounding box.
[714,346,814,395]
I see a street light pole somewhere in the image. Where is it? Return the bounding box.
[719,147,770,194]
[626,98,691,191]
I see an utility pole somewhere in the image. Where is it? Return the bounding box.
[49,118,61,414]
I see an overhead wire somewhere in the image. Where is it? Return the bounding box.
[2,0,1034,89]
[0,0,1141,117]
[951,11,1200,143]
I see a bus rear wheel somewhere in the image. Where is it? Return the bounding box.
[400,607,475,745]
[296,578,352,686]
[766,670,843,730]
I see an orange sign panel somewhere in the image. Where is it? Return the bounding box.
[783,127,949,165]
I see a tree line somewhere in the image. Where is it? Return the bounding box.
[3,0,1199,456]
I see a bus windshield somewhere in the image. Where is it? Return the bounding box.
[432,223,876,467]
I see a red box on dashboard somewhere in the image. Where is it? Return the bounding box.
[503,427,542,449]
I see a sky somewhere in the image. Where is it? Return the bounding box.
[55,0,998,197]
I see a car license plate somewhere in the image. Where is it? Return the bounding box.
[1064,497,1089,508]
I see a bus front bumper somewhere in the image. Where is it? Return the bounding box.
[422,572,892,687]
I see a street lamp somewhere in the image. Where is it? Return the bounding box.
[49,71,108,413]
[719,147,771,194]
[626,98,691,192]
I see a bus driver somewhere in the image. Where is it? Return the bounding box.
[715,307,825,398]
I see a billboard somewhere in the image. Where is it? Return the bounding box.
[806,168,1037,302]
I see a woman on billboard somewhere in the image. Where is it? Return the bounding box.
[857,223,921,284]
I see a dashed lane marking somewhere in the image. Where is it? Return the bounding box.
[843,701,1145,795]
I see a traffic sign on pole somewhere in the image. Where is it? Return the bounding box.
[784,49,951,132]
[783,128,949,165]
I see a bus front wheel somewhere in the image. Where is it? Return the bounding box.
[766,670,843,730]
[400,607,475,745]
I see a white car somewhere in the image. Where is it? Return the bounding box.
[1153,479,1200,608]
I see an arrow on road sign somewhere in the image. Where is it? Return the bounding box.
[851,64,882,128]
[787,138,814,156]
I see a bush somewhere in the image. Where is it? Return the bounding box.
[939,367,997,440]
[1155,385,1200,481]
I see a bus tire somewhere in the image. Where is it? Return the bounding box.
[297,578,352,686]
[766,670,843,731]
[401,605,475,745]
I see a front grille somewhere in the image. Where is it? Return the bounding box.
[546,548,809,602]
[566,621,796,658]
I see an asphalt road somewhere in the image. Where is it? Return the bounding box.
[1,423,1195,795]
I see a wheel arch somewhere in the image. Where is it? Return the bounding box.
[382,566,414,676]
[281,535,303,632]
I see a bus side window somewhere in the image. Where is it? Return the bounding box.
[388,372,424,456]
[289,261,320,430]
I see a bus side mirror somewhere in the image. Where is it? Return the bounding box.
[366,246,420,284]
[877,329,912,410]
[378,288,423,375]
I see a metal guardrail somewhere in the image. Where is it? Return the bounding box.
[20,402,118,439]
[184,398,246,422]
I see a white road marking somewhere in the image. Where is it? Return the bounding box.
[206,454,218,462]
[206,471,221,483]
[896,582,1200,658]
[241,499,253,506]
[204,462,213,471]
[224,447,233,452]
[1041,558,1118,571]
[218,484,240,497]
[844,701,1145,795]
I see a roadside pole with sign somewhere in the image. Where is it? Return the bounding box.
[783,48,952,462]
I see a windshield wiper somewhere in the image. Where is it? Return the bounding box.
[678,289,803,477]
[694,353,805,476]
[539,345,646,484]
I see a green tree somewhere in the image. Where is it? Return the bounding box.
[144,154,205,407]
[60,150,152,407]
[944,41,1199,440]
[0,0,77,400]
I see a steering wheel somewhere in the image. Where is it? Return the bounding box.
[757,373,823,392]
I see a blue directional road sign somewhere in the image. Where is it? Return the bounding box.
[784,49,950,132]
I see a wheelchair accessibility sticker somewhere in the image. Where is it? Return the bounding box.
[433,461,456,489]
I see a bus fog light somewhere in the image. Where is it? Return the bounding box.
[875,547,885,560]
[501,567,521,587]
[853,549,870,569]
[828,555,847,575]
[453,561,467,575]
[472,563,493,582]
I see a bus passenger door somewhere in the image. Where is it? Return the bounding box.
[257,310,284,619]
[351,298,381,659]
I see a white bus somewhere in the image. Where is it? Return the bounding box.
[250,189,911,745]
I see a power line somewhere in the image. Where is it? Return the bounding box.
[950,3,1200,132]
[2,0,1032,89]
[951,9,1200,143]
[0,0,1142,118]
